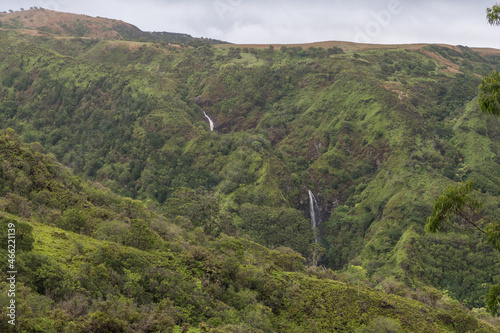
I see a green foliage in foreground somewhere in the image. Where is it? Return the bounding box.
[426,180,500,315]
[0,133,498,332]
[428,4,500,311]
[479,71,500,116]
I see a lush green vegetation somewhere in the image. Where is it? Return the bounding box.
[0,130,499,332]
[1,9,500,330]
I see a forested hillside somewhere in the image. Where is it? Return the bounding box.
[1,124,499,332]
[1,9,500,331]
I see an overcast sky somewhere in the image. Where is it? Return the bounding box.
[2,0,500,48]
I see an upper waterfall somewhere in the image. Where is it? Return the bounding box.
[203,110,215,131]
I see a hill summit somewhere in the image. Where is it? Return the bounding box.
[0,8,225,44]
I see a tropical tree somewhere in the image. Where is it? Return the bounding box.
[426,181,500,314]
[309,242,327,267]
[487,4,500,25]
[426,4,500,315]
[480,4,500,115]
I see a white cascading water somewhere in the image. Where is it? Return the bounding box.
[308,190,320,242]
[203,110,214,131]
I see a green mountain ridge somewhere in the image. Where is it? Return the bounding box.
[1,9,500,331]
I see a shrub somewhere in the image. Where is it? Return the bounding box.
[354,317,403,333]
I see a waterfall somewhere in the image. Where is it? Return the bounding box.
[203,110,214,131]
[308,190,321,243]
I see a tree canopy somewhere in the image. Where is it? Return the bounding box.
[487,4,500,25]
[479,4,500,115]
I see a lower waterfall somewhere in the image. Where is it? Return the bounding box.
[308,190,321,243]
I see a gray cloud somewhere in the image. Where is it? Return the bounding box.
[0,0,499,48]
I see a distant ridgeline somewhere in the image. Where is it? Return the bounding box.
[1,9,500,326]
[0,8,227,45]
[146,31,226,45]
